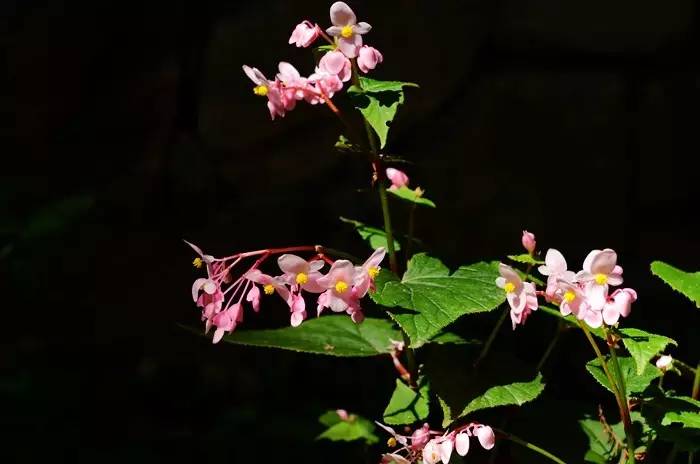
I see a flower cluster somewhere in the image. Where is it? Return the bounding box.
[244,2,383,119]
[497,232,638,330]
[188,241,386,343]
[377,421,495,464]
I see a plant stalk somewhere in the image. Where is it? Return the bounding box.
[536,319,565,372]
[474,308,508,368]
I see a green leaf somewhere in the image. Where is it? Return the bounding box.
[371,255,505,347]
[507,254,545,265]
[317,411,379,445]
[428,331,480,346]
[348,77,418,148]
[579,417,624,463]
[387,186,436,208]
[585,356,661,397]
[220,316,401,357]
[662,411,700,429]
[383,378,430,425]
[454,374,545,423]
[620,328,677,375]
[339,217,401,251]
[651,261,700,308]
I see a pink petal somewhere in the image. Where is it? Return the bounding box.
[354,22,372,34]
[591,249,617,275]
[602,305,620,325]
[317,260,355,289]
[325,25,343,37]
[476,426,496,450]
[337,36,360,58]
[183,239,204,257]
[586,283,608,311]
[277,61,300,80]
[455,432,470,456]
[212,328,226,344]
[192,278,207,302]
[290,310,306,327]
[608,274,624,286]
[498,263,522,288]
[542,248,567,275]
[277,253,308,274]
[309,260,325,272]
[439,439,454,463]
[585,309,603,328]
[203,279,217,295]
[582,249,601,273]
[242,65,266,85]
[246,285,261,312]
[330,1,356,26]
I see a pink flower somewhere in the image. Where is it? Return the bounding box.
[276,62,309,106]
[577,249,624,310]
[602,288,637,325]
[656,355,673,371]
[212,303,242,344]
[495,263,538,329]
[289,20,319,47]
[538,248,575,300]
[245,269,290,303]
[455,432,470,456]
[438,438,454,463]
[474,425,496,450]
[336,409,349,421]
[289,293,307,327]
[326,1,372,58]
[558,281,590,318]
[245,285,261,312]
[386,167,409,190]
[353,247,386,298]
[422,439,442,464]
[375,422,408,447]
[521,230,536,254]
[242,65,286,120]
[307,70,343,102]
[357,45,383,73]
[277,254,325,293]
[410,424,431,450]
[318,50,352,82]
[316,260,359,314]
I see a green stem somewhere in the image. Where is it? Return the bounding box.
[496,429,567,464]
[607,334,636,463]
[692,362,700,400]
[474,308,508,368]
[536,319,565,372]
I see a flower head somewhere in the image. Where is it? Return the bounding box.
[353,247,386,298]
[538,248,575,300]
[577,249,624,310]
[602,287,637,325]
[277,254,325,293]
[326,1,372,58]
[357,45,383,73]
[656,355,673,372]
[318,50,352,82]
[242,65,287,119]
[386,167,409,190]
[289,20,320,47]
[496,263,538,328]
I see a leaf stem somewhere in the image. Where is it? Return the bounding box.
[474,308,508,368]
[495,429,567,464]
[536,319,565,372]
[606,331,636,463]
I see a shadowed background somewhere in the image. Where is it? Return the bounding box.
[3,0,700,462]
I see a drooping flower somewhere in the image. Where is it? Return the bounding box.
[386,167,409,190]
[410,423,431,450]
[577,249,624,310]
[521,230,536,254]
[353,247,386,297]
[277,254,325,293]
[289,20,320,47]
[307,69,344,102]
[211,303,242,344]
[242,65,286,119]
[538,248,576,300]
[276,62,310,106]
[602,288,637,325]
[326,1,372,58]
[318,50,352,82]
[496,263,538,329]
[357,45,383,73]
[289,293,307,327]
[474,425,496,450]
[656,355,673,371]
[438,438,454,464]
[316,260,362,318]
[422,439,442,464]
[455,432,470,456]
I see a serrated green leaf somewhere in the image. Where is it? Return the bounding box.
[220,316,401,357]
[348,77,418,148]
[579,417,623,463]
[340,216,401,251]
[585,356,661,397]
[662,411,700,429]
[620,328,677,375]
[387,186,436,208]
[383,378,430,425]
[507,253,545,265]
[454,374,545,423]
[642,391,700,451]
[317,411,379,445]
[371,255,505,347]
[651,261,700,308]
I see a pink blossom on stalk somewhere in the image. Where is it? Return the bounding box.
[353,247,386,297]
[474,425,496,450]
[357,45,383,73]
[455,432,470,456]
[538,248,576,300]
[558,281,590,318]
[336,409,350,421]
[495,263,538,329]
[410,423,431,450]
[316,260,360,314]
[375,422,408,447]
[326,1,372,58]
[656,355,673,371]
[422,439,442,464]
[277,254,325,293]
[242,65,286,119]
[245,269,290,303]
[245,285,261,312]
[386,167,409,190]
[289,293,307,327]
[289,20,320,47]
[307,70,343,103]
[602,288,637,325]
[521,230,536,254]
[318,50,352,82]
[438,438,454,463]
[577,249,624,310]
[212,303,242,344]
[276,62,309,105]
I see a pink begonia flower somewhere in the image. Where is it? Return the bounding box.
[558,281,590,318]
[307,69,343,103]
[602,288,637,325]
[375,422,408,447]
[211,303,242,344]
[242,65,286,120]
[192,277,218,303]
[318,50,352,82]
[336,409,349,421]
[289,293,307,327]
[326,2,372,58]
[496,263,538,328]
[538,248,576,300]
[422,439,442,464]
[386,167,409,190]
[184,240,216,273]
[410,424,431,450]
[521,230,536,254]
[474,425,496,450]
[316,260,360,314]
[439,438,454,463]
[245,269,290,303]
[353,247,386,297]
[455,432,470,456]
[577,249,624,310]
[380,454,410,464]
[357,45,383,73]
[289,20,319,47]
[277,254,325,293]
[656,355,673,371]
[246,285,261,312]
[276,62,309,106]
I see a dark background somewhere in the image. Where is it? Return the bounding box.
[3,0,700,462]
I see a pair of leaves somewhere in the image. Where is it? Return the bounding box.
[371,254,505,347]
[348,77,418,149]
[339,216,401,251]
[317,410,378,445]
[585,356,661,398]
[651,260,700,308]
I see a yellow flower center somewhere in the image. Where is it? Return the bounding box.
[263,284,275,295]
[340,25,353,38]
[335,281,349,293]
[253,85,268,96]
[504,282,516,294]
[296,272,308,285]
[367,267,379,279]
[594,273,608,285]
[564,290,576,303]
[192,257,203,268]
[387,437,397,447]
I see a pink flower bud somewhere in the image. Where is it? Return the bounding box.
[318,50,352,82]
[336,409,349,421]
[386,168,409,190]
[357,45,383,73]
[475,425,496,450]
[521,230,536,254]
[289,21,319,48]
[656,355,673,371]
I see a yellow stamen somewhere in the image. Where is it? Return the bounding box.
[192,257,203,269]
[296,272,309,285]
[594,273,608,285]
[335,281,349,293]
[387,437,397,447]
[564,290,576,303]
[504,282,516,294]
[253,85,268,96]
[367,267,380,279]
[340,25,353,38]
[263,284,275,295]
